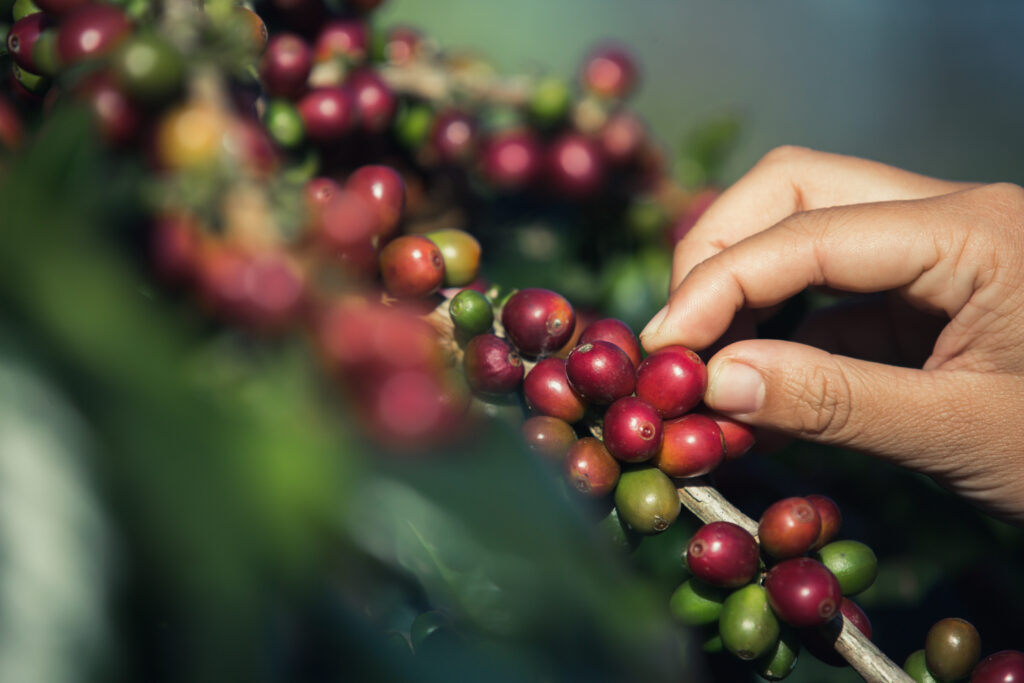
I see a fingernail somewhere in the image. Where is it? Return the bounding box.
[708,361,765,414]
[640,306,669,339]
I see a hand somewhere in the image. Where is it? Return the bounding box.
[640,145,1024,525]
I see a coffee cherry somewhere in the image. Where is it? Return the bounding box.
[8,13,46,74]
[685,521,759,588]
[578,318,642,367]
[653,413,725,478]
[971,650,1024,683]
[501,288,576,357]
[703,411,755,459]
[110,32,184,104]
[547,133,605,198]
[449,289,493,338]
[297,87,355,142]
[613,467,680,534]
[56,4,131,65]
[79,72,141,145]
[764,558,842,628]
[718,584,780,661]
[758,497,822,560]
[348,69,396,133]
[11,63,48,95]
[33,0,84,16]
[12,0,41,21]
[154,101,225,169]
[432,110,476,163]
[150,213,201,284]
[756,626,800,681]
[233,6,268,53]
[314,20,368,63]
[263,99,304,148]
[523,358,586,424]
[367,368,466,449]
[481,129,542,190]
[669,578,728,626]
[905,649,942,683]
[599,111,647,165]
[527,76,571,126]
[603,396,663,462]
[345,165,405,238]
[379,235,445,298]
[925,618,981,682]
[814,540,877,596]
[521,415,575,464]
[462,333,523,396]
[582,44,638,99]
[237,251,305,332]
[597,507,639,554]
[565,341,635,404]
[260,33,312,99]
[802,597,871,667]
[383,25,421,65]
[426,229,481,287]
[635,345,707,418]
[316,189,377,257]
[805,494,842,550]
[564,437,620,497]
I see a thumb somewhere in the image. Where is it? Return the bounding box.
[702,339,961,462]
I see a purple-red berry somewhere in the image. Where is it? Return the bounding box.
[565,340,635,404]
[501,288,576,357]
[635,345,707,419]
[378,235,445,298]
[297,87,354,141]
[463,333,524,396]
[685,521,759,588]
[764,557,842,628]
[523,358,586,423]
[758,497,822,559]
[806,494,842,551]
[345,164,405,238]
[564,437,620,497]
[971,651,1024,683]
[578,317,642,367]
[603,396,663,462]
[260,33,312,99]
[653,413,724,478]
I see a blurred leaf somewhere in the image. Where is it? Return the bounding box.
[677,114,742,188]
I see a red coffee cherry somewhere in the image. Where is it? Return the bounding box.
[806,494,842,550]
[463,334,524,396]
[260,33,312,99]
[523,358,586,424]
[314,19,368,63]
[547,133,606,199]
[345,164,405,238]
[501,288,576,357]
[578,317,642,367]
[599,111,646,165]
[565,340,635,404]
[802,597,872,667]
[971,650,1024,683]
[764,557,842,628]
[685,521,759,588]
[150,213,202,285]
[702,411,755,459]
[304,176,340,224]
[563,437,620,497]
[481,129,542,190]
[635,345,707,418]
[34,0,87,16]
[366,368,467,449]
[56,4,131,65]
[384,26,421,65]
[521,415,576,464]
[77,72,142,146]
[431,109,476,163]
[758,497,822,559]
[581,43,638,99]
[348,69,396,133]
[315,189,377,253]
[378,235,445,298]
[297,87,354,142]
[8,14,46,74]
[603,396,663,462]
[653,413,725,478]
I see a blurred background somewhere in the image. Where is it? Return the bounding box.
[2,2,1023,683]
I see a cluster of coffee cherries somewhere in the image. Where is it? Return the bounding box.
[668,495,880,679]
[904,617,1024,683]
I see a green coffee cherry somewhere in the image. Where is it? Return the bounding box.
[427,228,481,287]
[12,63,47,95]
[701,629,724,654]
[814,540,878,596]
[111,33,185,103]
[395,102,433,150]
[719,584,780,661]
[755,627,799,681]
[11,0,40,21]
[903,649,942,683]
[597,507,639,554]
[528,76,571,125]
[30,29,57,78]
[449,289,494,338]
[669,578,728,626]
[614,467,681,535]
[264,99,305,149]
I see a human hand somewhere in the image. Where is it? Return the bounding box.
[640,146,1024,525]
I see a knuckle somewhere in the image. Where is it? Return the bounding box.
[759,144,812,169]
[781,360,855,439]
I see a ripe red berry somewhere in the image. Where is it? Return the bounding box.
[315,189,377,253]
[384,26,421,65]
[971,650,1024,683]
[635,345,707,418]
[237,251,305,332]
[56,4,131,65]
[260,33,312,99]
[806,494,842,550]
[578,318,642,367]
[501,288,576,357]
[523,358,586,424]
[565,341,635,404]
[314,20,368,63]
[304,177,340,224]
[7,14,46,74]
[599,111,646,165]
[521,415,576,464]
[463,333,524,396]
[764,557,842,628]
[564,437,620,497]
[432,110,476,163]
[685,521,759,588]
[297,87,354,142]
[78,72,141,145]
[582,44,638,99]
[603,396,663,462]
[481,130,542,190]
[366,369,466,449]
[653,413,725,478]
[758,497,822,559]
[702,411,755,459]
[34,0,87,16]
[150,213,202,285]
[345,165,405,238]
[379,235,445,298]
[348,69,396,133]
[547,133,606,198]
[802,597,872,667]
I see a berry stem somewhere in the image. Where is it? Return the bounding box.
[676,479,912,683]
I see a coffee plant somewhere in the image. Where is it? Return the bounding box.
[0,0,1021,681]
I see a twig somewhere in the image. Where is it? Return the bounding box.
[676,479,913,683]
